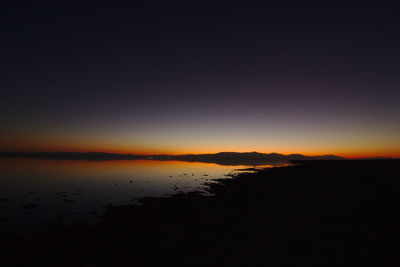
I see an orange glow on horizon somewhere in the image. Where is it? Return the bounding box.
[2,123,399,159]
[1,143,399,159]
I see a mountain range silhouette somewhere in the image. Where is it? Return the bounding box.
[0,151,345,165]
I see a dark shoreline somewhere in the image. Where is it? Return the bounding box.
[1,160,400,266]
[0,151,345,166]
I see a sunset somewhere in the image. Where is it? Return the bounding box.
[1,1,399,266]
[2,2,400,159]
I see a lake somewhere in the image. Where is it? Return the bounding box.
[0,158,286,236]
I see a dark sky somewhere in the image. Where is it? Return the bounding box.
[1,1,399,157]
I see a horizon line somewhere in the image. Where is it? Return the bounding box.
[0,150,398,160]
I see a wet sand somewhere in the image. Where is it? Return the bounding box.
[1,160,399,266]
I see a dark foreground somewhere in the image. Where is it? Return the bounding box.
[1,160,400,266]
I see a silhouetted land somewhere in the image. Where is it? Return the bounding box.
[1,160,399,266]
[0,151,344,165]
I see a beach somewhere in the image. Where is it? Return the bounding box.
[1,160,399,266]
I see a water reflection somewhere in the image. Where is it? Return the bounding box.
[0,158,287,236]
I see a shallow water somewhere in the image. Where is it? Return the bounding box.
[0,158,285,236]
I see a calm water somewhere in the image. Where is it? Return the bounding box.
[0,158,285,236]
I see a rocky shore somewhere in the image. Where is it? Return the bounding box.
[1,160,399,266]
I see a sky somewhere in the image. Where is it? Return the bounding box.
[1,1,399,158]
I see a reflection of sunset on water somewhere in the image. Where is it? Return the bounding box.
[0,158,286,236]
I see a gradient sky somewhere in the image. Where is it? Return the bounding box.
[1,2,399,157]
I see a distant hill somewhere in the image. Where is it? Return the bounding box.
[0,151,345,166]
[166,152,345,165]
